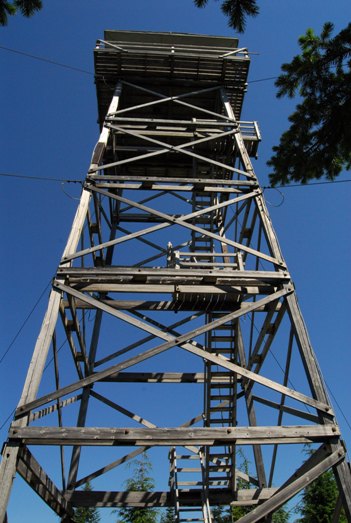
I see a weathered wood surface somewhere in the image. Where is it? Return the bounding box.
[232,446,345,523]
[10,425,339,446]
[16,448,73,517]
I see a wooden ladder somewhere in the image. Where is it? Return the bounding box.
[190,191,214,263]
[204,312,238,492]
[169,447,213,523]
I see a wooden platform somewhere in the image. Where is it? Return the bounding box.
[94,30,250,126]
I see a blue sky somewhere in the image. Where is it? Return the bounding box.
[1,1,351,521]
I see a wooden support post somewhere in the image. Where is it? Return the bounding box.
[1,33,350,522]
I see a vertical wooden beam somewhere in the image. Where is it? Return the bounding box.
[0,82,122,523]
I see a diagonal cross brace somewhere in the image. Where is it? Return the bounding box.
[62,186,284,268]
[15,285,332,418]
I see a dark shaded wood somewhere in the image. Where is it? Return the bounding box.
[17,448,73,517]
[69,487,277,507]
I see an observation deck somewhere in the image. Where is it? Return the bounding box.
[94,30,260,167]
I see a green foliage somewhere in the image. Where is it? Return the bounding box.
[272,506,290,523]
[159,506,176,523]
[212,452,290,522]
[212,505,232,522]
[73,482,100,523]
[193,0,259,32]
[0,0,42,25]
[268,22,351,185]
[296,469,347,522]
[115,453,158,523]
[213,501,289,522]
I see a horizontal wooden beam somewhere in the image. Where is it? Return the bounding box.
[88,173,257,186]
[91,182,244,194]
[69,487,278,508]
[99,372,207,383]
[61,299,282,313]
[58,267,290,285]
[10,425,339,446]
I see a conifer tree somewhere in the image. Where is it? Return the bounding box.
[115,452,158,523]
[296,469,347,523]
[73,481,100,523]
[0,0,41,25]
[268,22,351,186]
[159,506,176,523]
[194,0,259,32]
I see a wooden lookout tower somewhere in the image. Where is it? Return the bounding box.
[1,30,351,522]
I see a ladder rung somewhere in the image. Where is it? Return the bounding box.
[179,518,205,522]
[211,382,236,389]
[209,476,229,485]
[209,336,234,342]
[207,418,234,423]
[208,465,232,471]
[176,455,200,460]
[178,481,203,486]
[177,467,201,472]
[208,406,232,412]
[208,350,234,355]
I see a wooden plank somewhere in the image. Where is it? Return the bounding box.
[332,456,351,520]
[10,425,340,446]
[58,267,290,284]
[29,394,82,422]
[232,447,345,523]
[88,173,257,187]
[100,372,207,383]
[59,284,267,295]
[92,182,244,194]
[16,448,73,517]
[69,487,276,508]
[285,292,329,405]
[63,299,282,312]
